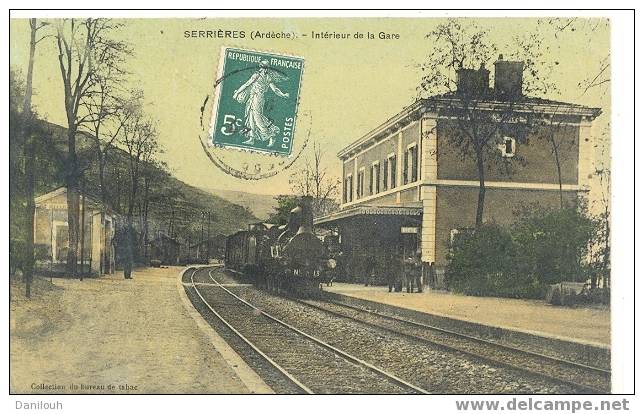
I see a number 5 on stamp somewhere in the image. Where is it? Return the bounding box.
[209,47,304,156]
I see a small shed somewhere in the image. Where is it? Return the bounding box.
[149,232,182,265]
[188,233,228,261]
[34,187,115,275]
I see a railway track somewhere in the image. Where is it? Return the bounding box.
[190,266,607,393]
[187,267,429,394]
[293,297,611,394]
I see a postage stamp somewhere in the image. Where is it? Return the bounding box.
[209,47,304,156]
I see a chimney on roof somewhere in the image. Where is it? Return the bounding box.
[456,64,490,98]
[494,54,524,100]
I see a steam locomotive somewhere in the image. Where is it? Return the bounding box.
[224,196,338,296]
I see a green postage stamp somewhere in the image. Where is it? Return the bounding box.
[209,47,304,156]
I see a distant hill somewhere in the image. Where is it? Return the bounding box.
[10,120,259,244]
[203,188,278,221]
[146,175,260,236]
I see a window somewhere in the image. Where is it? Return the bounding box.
[356,173,361,199]
[411,145,418,182]
[498,136,516,158]
[389,155,397,188]
[403,150,409,185]
[357,169,365,198]
[342,171,347,203]
[343,176,347,203]
[404,144,418,184]
[383,159,389,191]
[370,162,380,194]
[375,164,380,193]
[343,177,346,203]
[344,175,353,203]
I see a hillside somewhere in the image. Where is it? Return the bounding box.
[10,120,258,245]
[157,176,259,236]
[202,188,278,221]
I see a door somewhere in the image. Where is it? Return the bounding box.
[54,224,69,263]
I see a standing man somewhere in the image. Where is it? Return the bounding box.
[402,249,422,293]
[413,249,423,293]
[364,254,376,286]
[386,253,397,292]
[427,261,436,290]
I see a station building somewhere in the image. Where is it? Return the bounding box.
[34,187,116,275]
[314,57,602,287]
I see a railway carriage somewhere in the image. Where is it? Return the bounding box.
[224,230,249,271]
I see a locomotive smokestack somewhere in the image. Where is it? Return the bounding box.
[287,206,302,234]
[296,196,314,235]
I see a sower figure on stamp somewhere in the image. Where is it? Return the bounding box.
[232,60,289,147]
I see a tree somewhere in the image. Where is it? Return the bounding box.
[138,150,167,261]
[119,101,161,278]
[419,20,522,227]
[539,18,610,99]
[510,20,602,209]
[18,19,50,297]
[288,141,340,217]
[54,18,129,277]
[82,54,134,206]
[267,195,299,225]
[513,204,594,285]
[446,223,539,298]
[10,70,28,288]
[419,19,565,227]
[10,70,26,236]
[530,111,583,209]
[590,125,611,288]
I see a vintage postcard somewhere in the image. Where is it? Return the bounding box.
[5,9,636,414]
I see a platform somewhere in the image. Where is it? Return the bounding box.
[10,266,271,394]
[323,283,610,358]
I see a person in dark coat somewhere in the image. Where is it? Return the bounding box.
[387,253,400,292]
[402,249,422,293]
[364,254,376,286]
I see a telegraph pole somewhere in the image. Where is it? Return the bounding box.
[206,212,211,260]
[22,18,48,298]
[79,178,86,281]
[199,211,205,260]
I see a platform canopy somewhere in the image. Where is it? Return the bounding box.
[314,205,422,226]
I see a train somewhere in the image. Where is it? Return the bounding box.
[224,196,339,296]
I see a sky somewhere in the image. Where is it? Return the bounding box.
[9,17,610,199]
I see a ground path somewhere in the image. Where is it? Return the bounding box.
[10,266,266,394]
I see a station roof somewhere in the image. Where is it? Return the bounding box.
[314,205,422,226]
[35,186,115,215]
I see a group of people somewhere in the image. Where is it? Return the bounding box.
[363,250,424,293]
